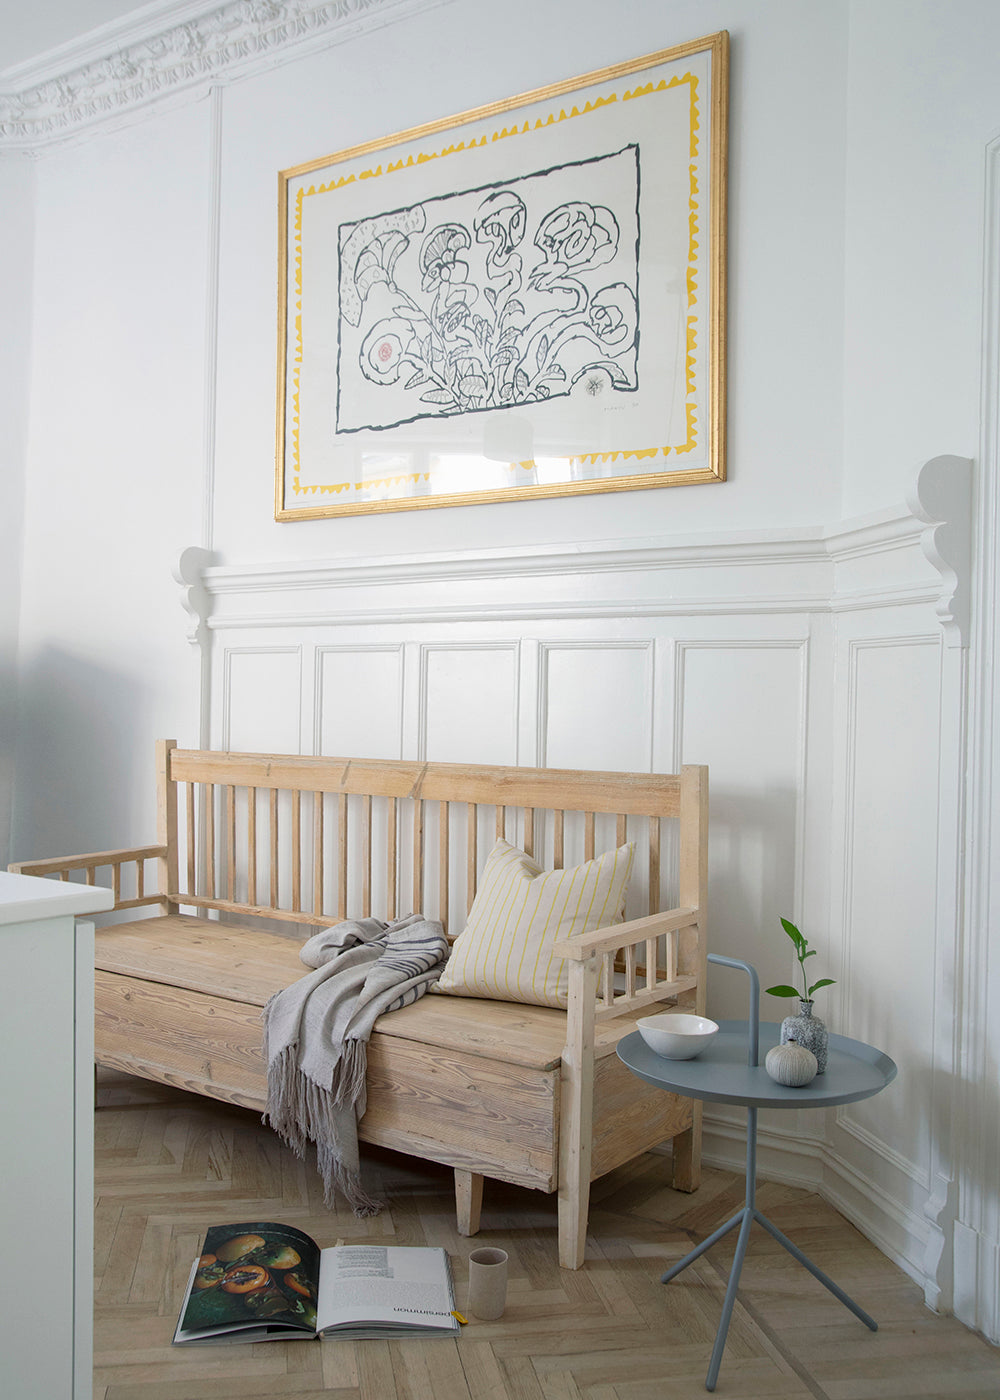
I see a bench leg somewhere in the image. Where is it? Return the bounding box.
[455,1170,483,1236]
[670,1103,703,1193]
[557,958,599,1269]
[557,1175,590,1270]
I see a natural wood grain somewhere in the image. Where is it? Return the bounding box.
[558,956,598,1268]
[186,784,196,895]
[386,794,398,921]
[93,1064,1000,1400]
[247,785,257,907]
[455,1169,484,1236]
[361,792,372,918]
[168,750,684,816]
[440,797,450,933]
[95,916,307,1006]
[363,1037,558,1189]
[204,782,215,900]
[8,844,166,877]
[225,784,235,903]
[313,789,324,915]
[157,739,179,915]
[36,747,709,1273]
[291,788,301,912]
[270,785,279,908]
[338,790,349,920]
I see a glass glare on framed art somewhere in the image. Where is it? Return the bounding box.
[275,31,728,520]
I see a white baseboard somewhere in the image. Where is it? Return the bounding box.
[698,1114,932,1298]
[954,1221,1000,1345]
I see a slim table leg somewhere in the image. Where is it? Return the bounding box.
[660,1207,745,1284]
[752,1209,878,1331]
[702,1105,758,1391]
[705,1205,753,1392]
[662,1104,877,1391]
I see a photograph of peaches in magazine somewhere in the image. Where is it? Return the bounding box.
[174,1221,457,1344]
[177,1223,321,1338]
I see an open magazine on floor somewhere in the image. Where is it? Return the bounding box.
[173,1221,459,1344]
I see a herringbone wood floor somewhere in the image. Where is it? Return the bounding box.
[95,1069,999,1400]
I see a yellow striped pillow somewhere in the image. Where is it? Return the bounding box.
[434,839,635,1008]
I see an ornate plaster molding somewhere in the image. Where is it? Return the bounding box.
[174,545,217,647]
[0,0,449,151]
[906,454,974,648]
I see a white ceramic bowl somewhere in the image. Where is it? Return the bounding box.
[637,1012,719,1060]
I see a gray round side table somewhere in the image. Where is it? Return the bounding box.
[616,954,897,1392]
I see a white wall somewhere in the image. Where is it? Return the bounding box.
[0,153,34,867]
[13,100,210,854]
[9,0,853,838]
[842,0,1000,516]
[7,0,1000,1343]
[212,0,847,562]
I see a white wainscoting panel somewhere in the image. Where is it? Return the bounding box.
[187,490,970,1315]
[840,635,941,1186]
[421,643,520,765]
[678,638,808,1025]
[316,645,404,759]
[221,646,302,753]
[541,642,654,773]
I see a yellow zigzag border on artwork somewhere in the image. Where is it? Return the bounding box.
[292,71,703,491]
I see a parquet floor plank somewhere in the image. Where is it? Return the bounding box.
[91,1069,1000,1400]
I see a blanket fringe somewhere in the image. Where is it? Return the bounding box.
[261,916,447,1218]
[263,1043,384,1217]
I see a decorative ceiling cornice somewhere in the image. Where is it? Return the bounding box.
[0,0,449,152]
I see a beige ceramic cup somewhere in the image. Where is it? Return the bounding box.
[467,1247,508,1320]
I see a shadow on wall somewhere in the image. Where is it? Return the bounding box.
[704,784,801,1025]
[10,646,150,864]
[0,652,15,867]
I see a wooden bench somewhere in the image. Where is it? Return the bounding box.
[11,741,708,1268]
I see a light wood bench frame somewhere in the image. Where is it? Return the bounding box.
[12,741,708,1267]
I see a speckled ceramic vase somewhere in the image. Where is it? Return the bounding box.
[780,999,828,1073]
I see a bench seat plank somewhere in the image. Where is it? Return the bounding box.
[96,916,654,1071]
[94,968,560,1188]
[96,916,308,1006]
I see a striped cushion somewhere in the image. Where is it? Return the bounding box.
[434,839,634,1008]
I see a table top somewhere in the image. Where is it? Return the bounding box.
[0,869,115,925]
[617,1019,897,1109]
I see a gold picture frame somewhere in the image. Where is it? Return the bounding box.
[276,30,728,520]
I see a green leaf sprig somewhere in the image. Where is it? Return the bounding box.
[765,917,836,1002]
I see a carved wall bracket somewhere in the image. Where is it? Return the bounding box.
[906,454,974,649]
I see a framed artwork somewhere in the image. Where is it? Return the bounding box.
[275,30,728,520]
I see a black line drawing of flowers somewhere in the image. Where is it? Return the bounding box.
[337,150,639,433]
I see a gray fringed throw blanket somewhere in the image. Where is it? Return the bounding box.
[263,914,448,1215]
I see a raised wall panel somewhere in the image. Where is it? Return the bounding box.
[421,644,519,765]
[541,643,653,772]
[193,511,960,1314]
[840,637,940,1181]
[222,647,301,754]
[316,646,403,759]
[678,641,807,1022]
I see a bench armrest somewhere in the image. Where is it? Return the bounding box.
[556,904,703,1027]
[552,906,698,961]
[8,845,168,912]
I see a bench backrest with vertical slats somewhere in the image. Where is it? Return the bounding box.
[162,747,693,941]
[9,739,708,1273]
[13,742,707,1025]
